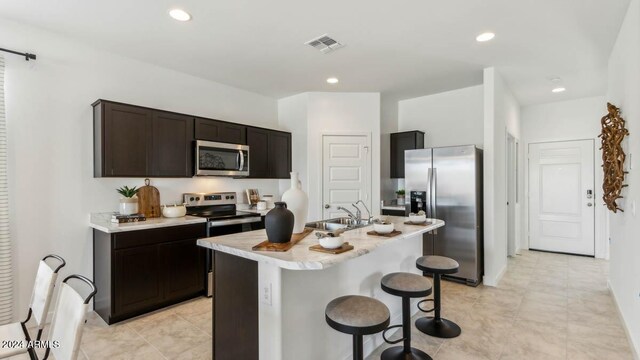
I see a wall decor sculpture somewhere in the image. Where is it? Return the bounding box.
[599,102,629,213]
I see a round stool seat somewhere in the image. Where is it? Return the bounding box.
[325,295,390,335]
[416,255,459,274]
[381,272,432,298]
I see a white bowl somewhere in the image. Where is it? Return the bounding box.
[408,214,427,224]
[373,222,395,234]
[162,205,187,218]
[319,235,345,249]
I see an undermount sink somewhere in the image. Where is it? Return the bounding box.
[305,217,372,232]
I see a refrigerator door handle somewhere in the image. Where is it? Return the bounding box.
[426,168,432,218]
[432,167,438,235]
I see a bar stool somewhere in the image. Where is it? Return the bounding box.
[325,295,390,360]
[380,272,433,360]
[415,255,461,338]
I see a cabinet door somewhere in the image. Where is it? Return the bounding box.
[159,238,205,301]
[113,245,162,317]
[103,102,152,177]
[150,111,194,177]
[390,132,424,178]
[268,131,292,179]
[246,127,270,178]
[195,118,246,144]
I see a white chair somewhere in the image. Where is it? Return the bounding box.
[9,275,97,360]
[0,255,66,359]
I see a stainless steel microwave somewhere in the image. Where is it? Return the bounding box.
[195,140,250,177]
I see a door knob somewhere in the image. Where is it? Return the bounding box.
[587,203,593,207]
[324,204,330,209]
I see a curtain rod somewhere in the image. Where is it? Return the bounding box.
[0,47,36,61]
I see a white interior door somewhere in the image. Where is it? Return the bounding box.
[529,140,595,255]
[322,135,371,219]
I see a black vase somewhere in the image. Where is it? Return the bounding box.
[265,202,294,243]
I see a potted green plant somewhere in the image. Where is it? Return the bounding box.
[396,189,406,206]
[117,186,139,215]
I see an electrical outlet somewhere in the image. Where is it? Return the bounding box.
[261,283,272,306]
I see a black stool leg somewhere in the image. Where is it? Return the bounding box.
[415,273,461,338]
[353,334,363,360]
[381,296,432,360]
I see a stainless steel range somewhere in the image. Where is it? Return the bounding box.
[184,192,263,296]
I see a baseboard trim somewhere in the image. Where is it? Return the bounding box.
[483,263,507,287]
[607,280,640,360]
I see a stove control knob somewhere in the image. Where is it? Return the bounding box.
[230,195,234,199]
[190,197,195,202]
[196,197,200,201]
[225,196,230,199]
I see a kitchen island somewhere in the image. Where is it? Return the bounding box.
[197,216,444,360]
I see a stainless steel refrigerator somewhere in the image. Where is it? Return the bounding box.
[405,145,484,286]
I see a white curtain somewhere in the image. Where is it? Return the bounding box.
[0,55,12,325]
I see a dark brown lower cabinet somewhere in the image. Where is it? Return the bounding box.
[93,223,207,324]
[214,251,258,360]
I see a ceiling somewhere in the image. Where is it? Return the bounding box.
[0,0,630,105]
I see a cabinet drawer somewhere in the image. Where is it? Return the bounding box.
[113,223,206,250]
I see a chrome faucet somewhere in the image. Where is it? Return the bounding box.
[337,206,360,224]
[353,200,373,223]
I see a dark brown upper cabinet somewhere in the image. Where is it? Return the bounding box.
[268,131,292,179]
[246,127,291,179]
[390,130,425,178]
[95,101,152,177]
[94,99,291,179]
[194,118,246,144]
[94,100,194,178]
[151,111,194,177]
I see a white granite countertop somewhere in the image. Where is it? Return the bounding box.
[90,213,207,233]
[381,205,406,211]
[197,216,444,270]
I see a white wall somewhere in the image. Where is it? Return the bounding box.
[521,96,608,258]
[483,67,521,286]
[2,18,280,318]
[606,0,640,355]
[277,93,309,195]
[380,95,399,203]
[398,85,484,148]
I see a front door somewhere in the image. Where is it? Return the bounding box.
[529,140,595,255]
[322,135,371,219]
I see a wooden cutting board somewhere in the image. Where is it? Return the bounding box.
[137,178,161,218]
[252,228,314,252]
[309,242,354,254]
[366,230,402,238]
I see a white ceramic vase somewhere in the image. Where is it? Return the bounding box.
[119,197,138,215]
[281,172,309,234]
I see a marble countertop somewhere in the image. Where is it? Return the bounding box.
[90,213,207,233]
[197,216,444,270]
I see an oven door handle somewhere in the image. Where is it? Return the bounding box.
[208,217,261,227]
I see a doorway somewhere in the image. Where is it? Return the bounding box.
[528,140,595,256]
[506,133,518,257]
[322,134,372,219]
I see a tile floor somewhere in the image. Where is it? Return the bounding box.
[368,250,634,360]
[65,250,631,359]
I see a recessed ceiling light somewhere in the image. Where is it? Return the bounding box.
[169,8,191,21]
[476,32,495,42]
[552,87,566,93]
[327,77,339,84]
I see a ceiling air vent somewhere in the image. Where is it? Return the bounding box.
[305,34,344,54]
